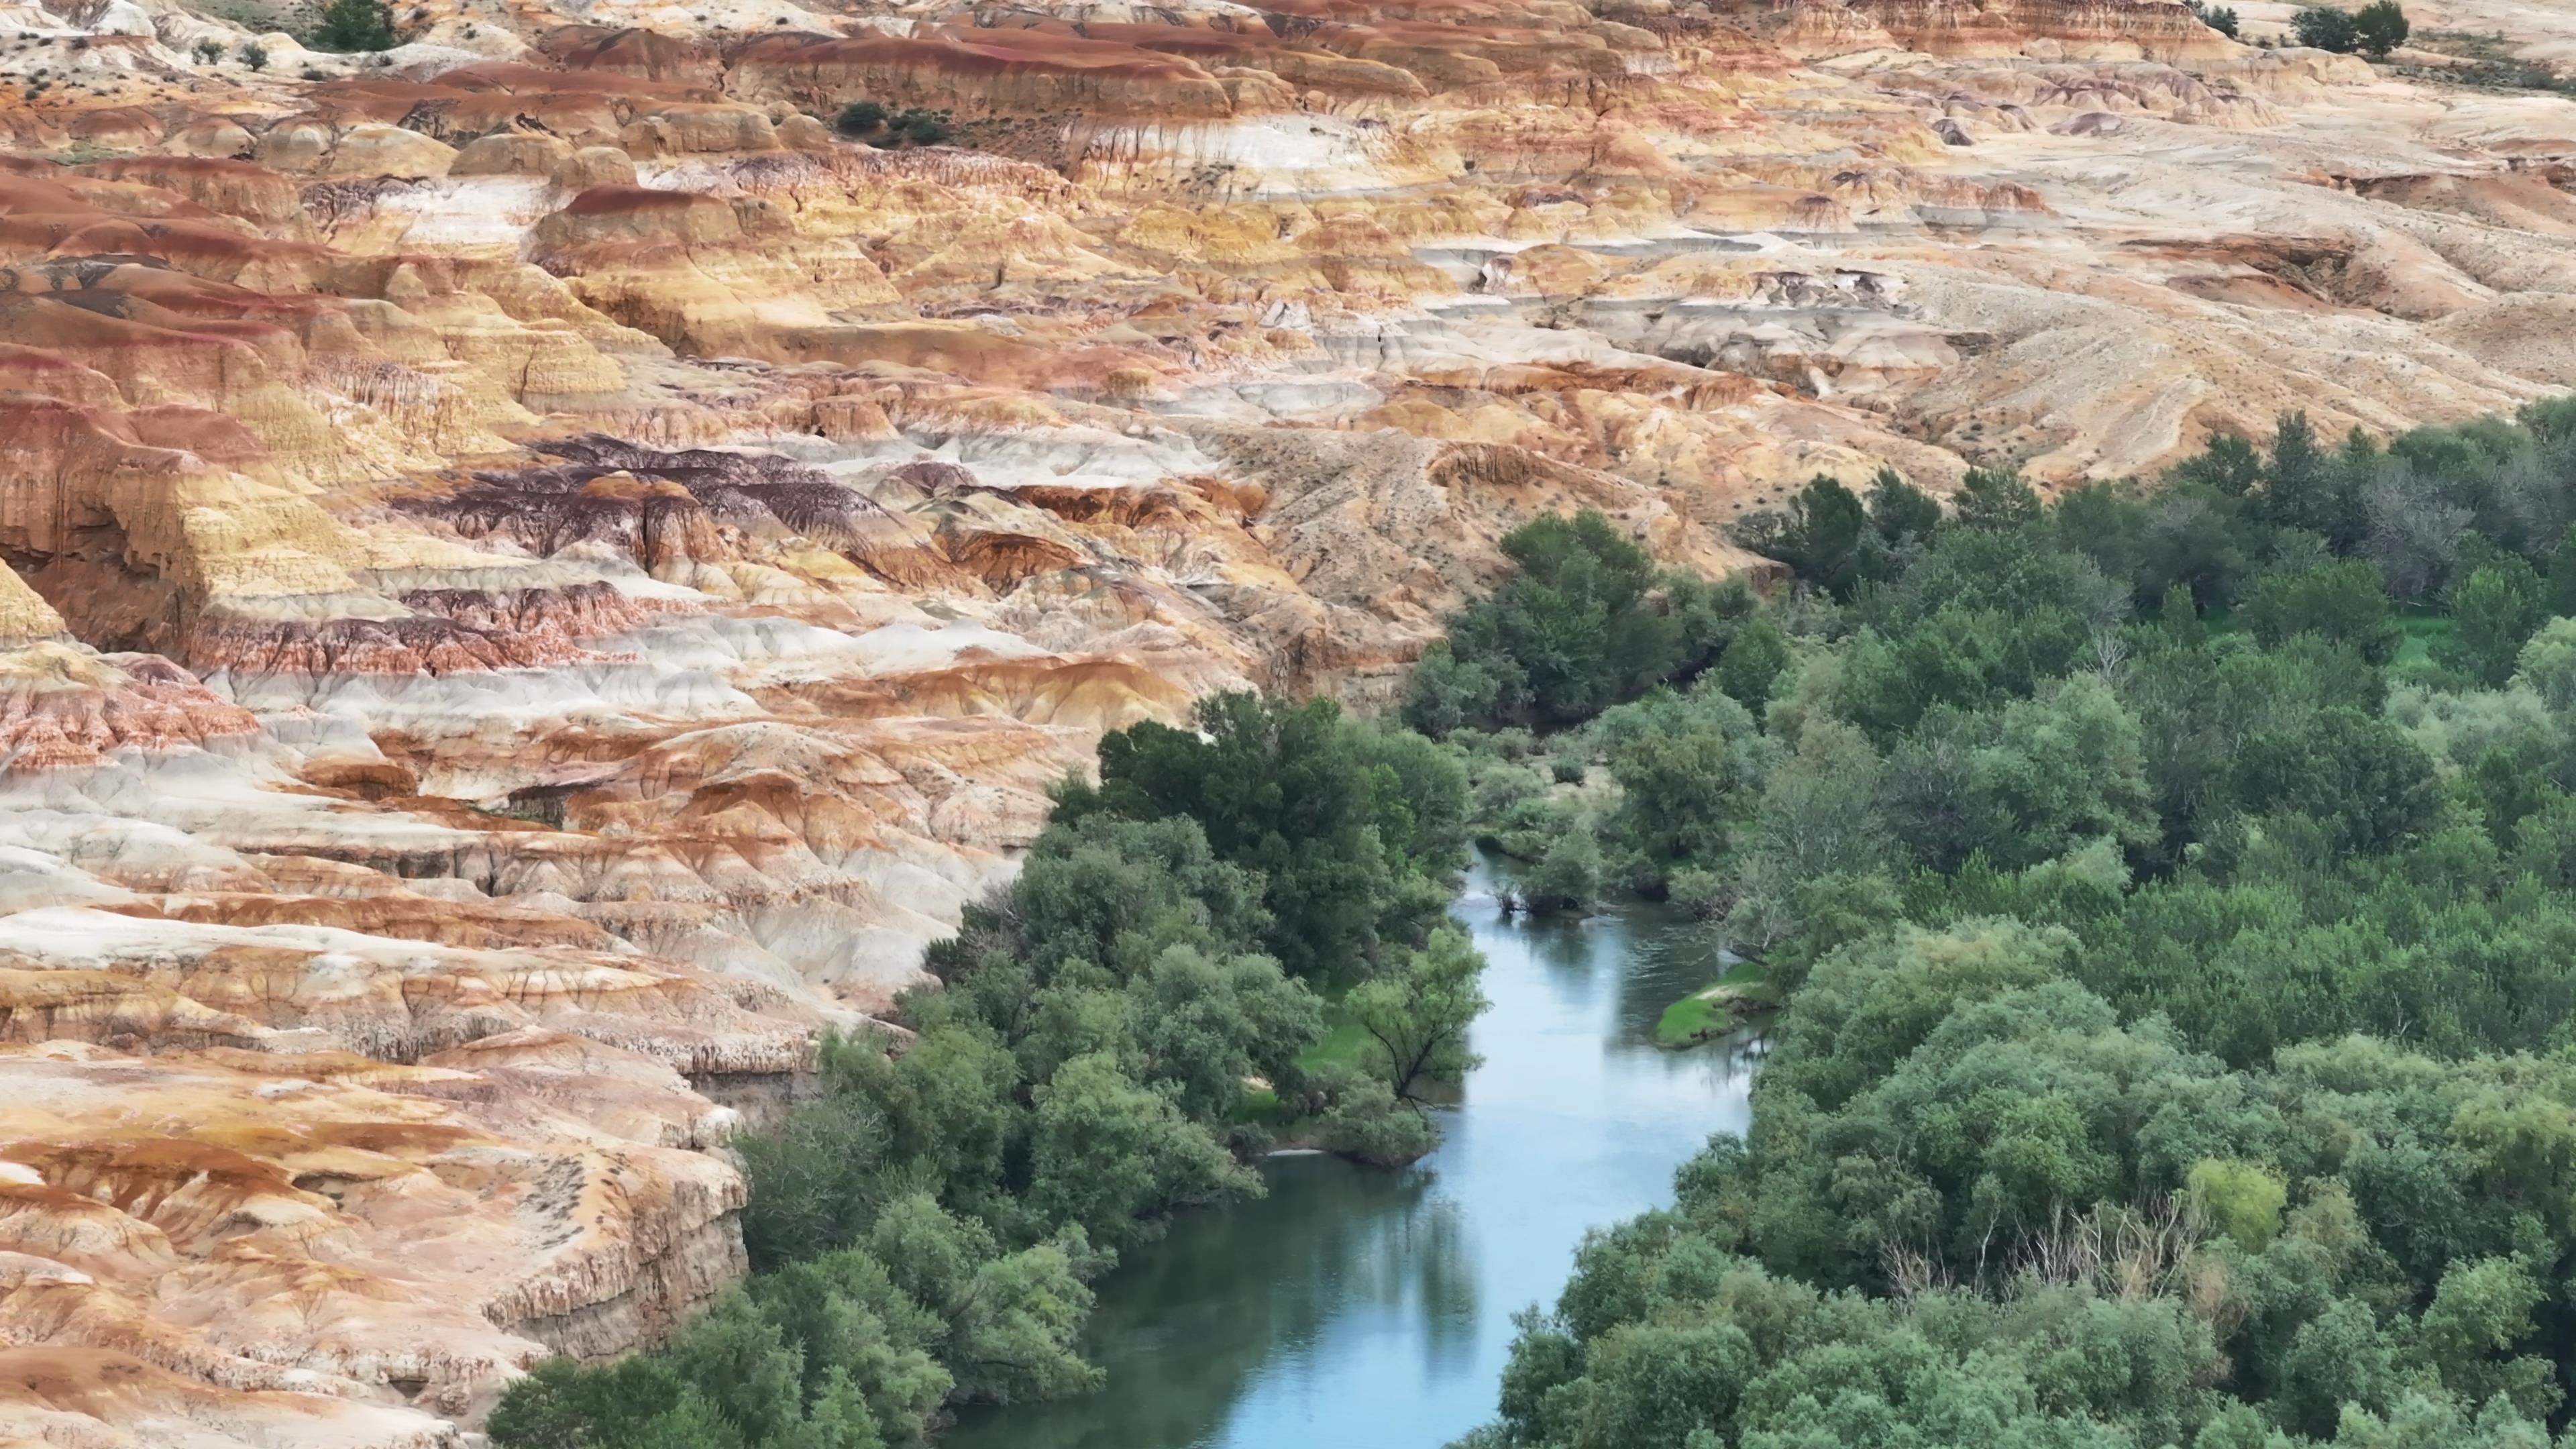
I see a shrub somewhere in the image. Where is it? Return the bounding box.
[878,107,951,148]
[1667,866,1727,919]
[835,99,886,136]
[2184,1158,2287,1251]
[238,40,268,68]
[1523,831,1602,914]
[191,37,223,62]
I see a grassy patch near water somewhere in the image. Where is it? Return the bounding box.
[1655,960,1776,1049]
[1236,1012,1375,1122]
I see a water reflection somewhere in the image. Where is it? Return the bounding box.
[946,859,1760,1449]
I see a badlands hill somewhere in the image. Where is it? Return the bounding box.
[0,0,2571,1437]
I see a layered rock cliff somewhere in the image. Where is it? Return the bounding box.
[1,0,2575,1438]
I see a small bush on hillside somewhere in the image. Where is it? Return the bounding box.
[833,102,953,147]
[834,99,885,136]
[877,107,951,148]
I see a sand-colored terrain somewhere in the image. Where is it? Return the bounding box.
[0,0,2573,1438]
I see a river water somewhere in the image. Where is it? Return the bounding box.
[945,859,1764,1449]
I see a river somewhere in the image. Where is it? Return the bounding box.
[945,857,1764,1449]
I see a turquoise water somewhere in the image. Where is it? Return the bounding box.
[945,860,1762,1449]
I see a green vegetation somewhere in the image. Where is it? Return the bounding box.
[835,100,953,148]
[1652,991,1723,1048]
[1450,397,2576,1449]
[492,693,1482,1449]
[2292,1,2406,55]
[2188,0,2241,36]
[2354,0,2411,55]
[2294,3,2361,50]
[2393,31,2576,97]
[1056,692,1467,981]
[1403,509,1760,733]
[1655,961,1775,1048]
[311,0,394,50]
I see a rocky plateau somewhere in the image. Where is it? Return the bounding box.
[0,0,2571,1436]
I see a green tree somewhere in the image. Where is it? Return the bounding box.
[1952,464,2041,531]
[2510,617,2576,710]
[1346,718,1472,879]
[862,1195,1099,1404]
[2243,559,2402,664]
[1880,678,2155,871]
[2233,704,2439,854]
[1573,1322,1749,1449]
[1521,827,1603,914]
[2438,563,2542,686]
[2185,1158,2286,1250]
[1421,509,1729,729]
[1345,926,1489,1099]
[1866,465,1943,547]
[2173,431,2263,493]
[489,1355,699,1449]
[737,1083,893,1269]
[2351,0,2408,55]
[1313,1065,1439,1165]
[2292,4,2360,51]
[2544,523,2576,617]
[743,1251,946,1438]
[843,1026,1018,1217]
[1403,639,1503,737]
[2259,411,2363,545]
[1123,944,1323,1120]
[1599,685,1759,872]
[2417,1258,2553,1418]
[312,0,396,50]
[1713,618,1790,710]
[1025,1053,1256,1250]
[998,811,1270,983]
[1733,476,1870,599]
[1073,692,1439,978]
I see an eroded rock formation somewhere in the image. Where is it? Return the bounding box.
[1,0,2575,1436]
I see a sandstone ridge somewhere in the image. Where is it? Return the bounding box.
[3,0,2576,1438]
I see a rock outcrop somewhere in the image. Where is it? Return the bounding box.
[4,0,2576,1439]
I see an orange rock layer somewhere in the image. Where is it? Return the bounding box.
[1,0,2572,1441]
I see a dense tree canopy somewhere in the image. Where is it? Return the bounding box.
[1061,693,1467,979]
[494,693,1479,1449]
[1404,510,1758,733]
[1433,398,2576,1449]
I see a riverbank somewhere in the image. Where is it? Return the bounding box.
[1655,959,1779,1047]
[943,856,1761,1449]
